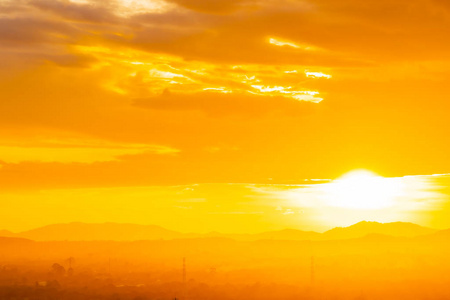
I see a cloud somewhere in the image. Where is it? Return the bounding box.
[208,211,264,215]
[30,0,119,24]
[0,139,179,164]
[164,0,257,14]
[0,17,73,46]
[1,0,450,193]
[3,0,450,68]
[133,89,319,116]
[305,71,332,79]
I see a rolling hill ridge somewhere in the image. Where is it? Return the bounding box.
[0,221,440,242]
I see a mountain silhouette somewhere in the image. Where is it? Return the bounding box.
[0,221,439,241]
[322,221,436,240]
[416,228,450,243]
[14,222,186,241]
[204,229,321,241]
[0,230,15,237]
[0,236,34,246]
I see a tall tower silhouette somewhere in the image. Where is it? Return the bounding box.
[182,257,186,284]
[182,257,187,300]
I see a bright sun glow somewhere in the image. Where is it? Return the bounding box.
[321,170,404,209]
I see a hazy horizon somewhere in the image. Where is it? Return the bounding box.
[0,219,444,235]
[2,172,450,234]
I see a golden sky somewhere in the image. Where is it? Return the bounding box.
[1,0,450,232]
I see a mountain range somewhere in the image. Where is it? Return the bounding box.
[0,221,440,242]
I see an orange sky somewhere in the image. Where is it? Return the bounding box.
[1,0,450,232]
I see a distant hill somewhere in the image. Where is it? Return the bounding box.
[417,228,450,242]
[0,221,440,242]
[206,229,321,241]
[0,230,16,238]
[253,228,321,241]
[322,221,437,240]
[0,236,34,246]
[16,222,187,241]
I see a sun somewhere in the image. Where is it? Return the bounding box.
[320,169,404,210]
